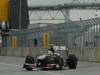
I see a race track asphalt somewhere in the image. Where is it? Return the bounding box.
[0,56,100,75]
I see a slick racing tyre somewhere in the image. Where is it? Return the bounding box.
[67,54,77,69]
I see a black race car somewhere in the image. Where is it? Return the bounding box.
[36,53,64,70]
[23,53,77,70]
[36,53,78,70]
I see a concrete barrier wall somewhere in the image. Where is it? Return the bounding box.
[69,47,100,62]
[0,47,48,57]
[0,47,100,62]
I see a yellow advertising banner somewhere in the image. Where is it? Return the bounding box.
[0,0,8,21]
[12,36,17,48]
[43,32,49,48]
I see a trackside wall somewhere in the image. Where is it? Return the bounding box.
[0,47,100,62]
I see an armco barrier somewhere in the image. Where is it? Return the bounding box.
[0,47,100,62]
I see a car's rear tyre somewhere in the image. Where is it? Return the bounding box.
[67,54,77,69]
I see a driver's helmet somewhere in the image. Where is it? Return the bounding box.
[48,47,55,54]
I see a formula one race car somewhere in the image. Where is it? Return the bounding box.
[36,53,64,70]
[23,53,77,70]
[36,53,77,70]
